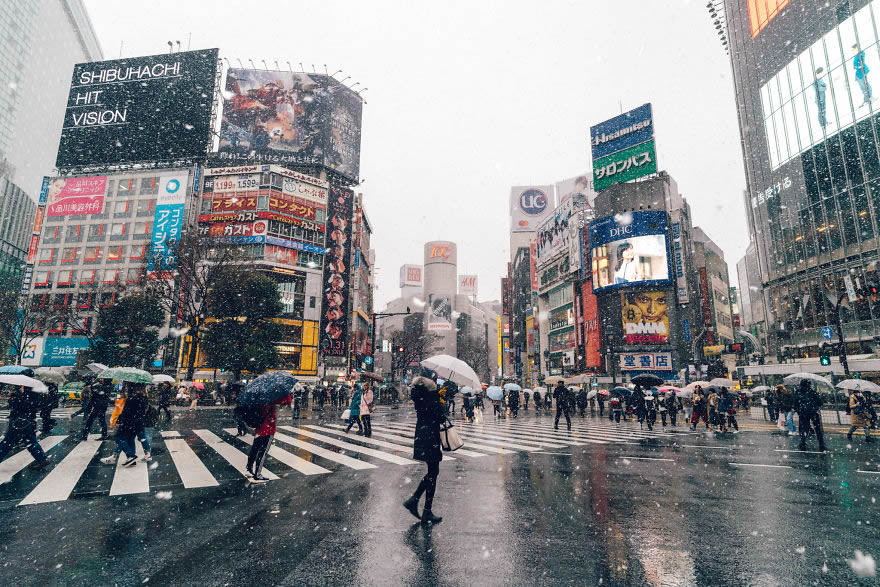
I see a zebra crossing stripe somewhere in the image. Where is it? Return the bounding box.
[450,427,570,449]
[279,426,417,465]
[490,422,642,442]
[160,431,181,438]
[272,431,377,470]
[478,423,608,445]
[387,422,542,452]
[192,430,278,480]
[164,437,220,488]
[510,421,669,440]
[302,425,457,461]
[322,423,489,458]
[109,439,149,496]
[222,430,330,475]
[373,424,512,454]
[19,435,103,506]
[457,423,589,447]
[0,436,67,485]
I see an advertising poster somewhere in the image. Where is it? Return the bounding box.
[42,337,90,367]
[459,274,478,296]
[218,69,363,180]
[319,186,354,356]
[670,214,690,304]
[57,49,219,168]
[529,242,538,290]
[427,295,453,331]
[400,264,423,287]
[45,176,107,217]
[699,267,715,346]
[619,351,673,372]
[555,174,596,209]
[510,185,553,233]
[589,211,670,292]
[581,282,602,368]
[536,197,573,263]
[148,174,188,272]
[620,291,670,344]
[590,103,654,161]
[593,138,657,192]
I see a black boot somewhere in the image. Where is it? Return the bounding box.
[403,495,421,520]
[421,509,442,524]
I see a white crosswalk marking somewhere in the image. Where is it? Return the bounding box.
[322,423,488,458]
[192,429,278,480]
[19,435,103,506]
[302,425,457,460]
[109,439,149,496]
[222,430,331,475]
[272,430,377,470]
[164,437,219,488]
[279,426,417,465]
[0,436,66,485]
[160,431,181,438]
[451,424,581,448]
[375,423,514,454]
[386,422,542,452]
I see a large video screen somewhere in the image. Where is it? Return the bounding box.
[56,49,219,168]
[759,1,880,170]
[589,211,670,292]
[218,69,363,181]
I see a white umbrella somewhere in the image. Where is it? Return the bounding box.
[152,374,176,384]
[543,376,565,385]
[676,389,694,398]
[587,389,598,399]
[503,383,522,392]
[34,367,66,385]
[0,374,48,393]
[522,388,532,394]
[420,355,481,390]
[709,377,737,387]
[750,385,770,392]
[783,372,833,388]
[837,379,880,393]
[84,362,109,375]
[460,386,474,395]
[684,381,711,392]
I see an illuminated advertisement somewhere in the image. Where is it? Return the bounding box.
[148,174,188,272]
[459,274,478,296]
[218,69,363,180]
[211,196,258,212]
[45,176,107,217]
[589,211,670,292]
[747,0,791,38]
[670,213,690,304]
[319,186,354,356]
[510,185,554,233]
[759,1,880,171]
[555,174,596,209]
[581,282,602,368]
[592,139,657,192]
[204,174,260,193]
[56,49,219,168]
[620,290,670,345]
[200,220,268,238]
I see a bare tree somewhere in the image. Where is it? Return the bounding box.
[138,229,250,380]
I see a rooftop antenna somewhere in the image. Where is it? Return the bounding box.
[248,59,257,69]
[286,61,294,73]
[167,41,173,54]
[176,40,181,53]
[237,58,244,68]
[298,62,304,72]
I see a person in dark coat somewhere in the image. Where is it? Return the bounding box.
[80,379,111,440]
[533,389,542,412]
[113,384,149,468]
[157,382,173,421]
[0,386,51,469]
[597,392,606,417]
[39,382,60,434]
[794,379,826,452]
[633,386,648,429]
[507,388,520,417]
[765,389,778,422]
[523,389,530,409]
[403,369,444,524]
[553,381,571,431]
[577,388,588,417]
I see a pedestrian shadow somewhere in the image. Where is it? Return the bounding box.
[404,522,439,581]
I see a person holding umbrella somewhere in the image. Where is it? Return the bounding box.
[403,368,445,525]
[360,382,374,438]
[597,391,606,417]
[345,384,364,435]
[794,379,826,452]
[237,372,296,483]
[533,388,542,412]
[848,388,873,443]
[691,386,708,430]
[553,380,571,431]
[0,384,52,470]
[80,378,111,440]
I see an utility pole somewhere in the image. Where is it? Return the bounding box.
[833,296,851,376]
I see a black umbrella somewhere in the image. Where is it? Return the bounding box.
[610,386,633,397]
[238,371,297,407]
[630,374,664,387]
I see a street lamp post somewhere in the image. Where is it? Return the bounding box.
[370,308,410,373]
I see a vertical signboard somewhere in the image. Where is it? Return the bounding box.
[670,214,689,304]
[582,282,602,368]
[148,173,188,272]
[699,267,715,346]
[320,186,354,357]
[529,242,538,291]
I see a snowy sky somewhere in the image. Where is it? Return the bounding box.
[83,0,748,308]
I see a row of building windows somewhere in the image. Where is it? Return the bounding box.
[37,243,149,266]
[32,268,143,289]
[42,220,153,244]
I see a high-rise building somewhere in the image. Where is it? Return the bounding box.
[0,178,35,284]
[725,0,880,361]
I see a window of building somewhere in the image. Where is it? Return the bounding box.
[87,223,104,239]
[137,199,154,215]
[84,246,101,262]
[114,200,130,215]
[72,316,92,335]
[100,292,115,308]
[117,178,135,197]
[65,225,82,242]
[53,293,69,308]
[34,270,50,287]
[61,247,78,264]
[30,294,47,310]
[102,268,118,283]
[126,268,142,283]
[133,221,151,235]
[110,222,127,237]
[57,270,76,287]
[140,177,159,195]
[130,243,148,261]
[80,269,96,284]
[38,247,55,264]
[107,245,126,262]
[46,316,65,335]
[76,292,92,309]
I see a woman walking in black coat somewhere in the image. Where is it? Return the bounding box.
[403,369,444,525]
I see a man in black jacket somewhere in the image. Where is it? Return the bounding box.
[80,379,111,440]
[553,381,571,431]
[795,379,826,452]
[0,386,52,469]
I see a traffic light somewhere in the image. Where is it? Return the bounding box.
[819,344,831,366]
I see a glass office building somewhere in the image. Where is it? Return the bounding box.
[728,0,880,358]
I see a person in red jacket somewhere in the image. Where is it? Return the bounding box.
[246,393,291,483]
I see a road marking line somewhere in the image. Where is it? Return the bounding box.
[463,424,592,446]
[272,431,377,470]
[280,427,417,465]
[774,449,829,454]
[374,424,512,454]
[164,438,220,487]
[160,431,181,438]
[192,430,278,480]
[0,436,66,485]
[675,445,734,449]
[305,424,469,460]
[109,438,149,496]
[389,423,542,451]
[729,462,792,469]
[857,469,880,474]
[619,456,675,462]
[224,430,331,475]
[19,435,103,505]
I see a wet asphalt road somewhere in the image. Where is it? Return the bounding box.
[0,405,879,586]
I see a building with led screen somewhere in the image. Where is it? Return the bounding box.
[727,0,880,359]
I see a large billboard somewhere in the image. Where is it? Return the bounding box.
[148,173,188,272]
[535,198,573,264]
[218,69,363,180]
[590,103,654,161]
[56,49,219,168]
[319,186,354,357]
[620,290,670,345]
[400,264,423,288]
[427,295,453,331]
[589,211,670,292]
[593,139,657,192]
[581,282,602,368]
[556,174,596,209]
[510,185,553,233]
[747,0,791,38]
[458,274,478,296]
[45,176,107,216]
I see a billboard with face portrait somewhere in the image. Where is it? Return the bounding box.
[620,290,670,345]
[589,211,671,292]
[218,69,363,181]
[320,186,353,356]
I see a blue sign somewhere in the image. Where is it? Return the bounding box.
[364,356,373,365]
[589,210,671,293]
[38,176,50,204]
[519,188,549,216]
[589,210,668,247]
[212,234,265,245]
[43,337,89,367]
[821,326,833,340]
[265,236,326,254]
[590,103,654,160]
[148,174,188,271]
[683,319,690,342]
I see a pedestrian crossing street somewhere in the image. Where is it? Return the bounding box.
[0,417,693,507]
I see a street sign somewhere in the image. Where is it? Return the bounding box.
[821,326,833,340]
[364,356,373,365]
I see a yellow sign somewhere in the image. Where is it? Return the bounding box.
[497,316,502,367]
[703,345,725,356]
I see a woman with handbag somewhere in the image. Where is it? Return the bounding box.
[360,383,374,438]
[403,368,444,525]
[848,389,873,443]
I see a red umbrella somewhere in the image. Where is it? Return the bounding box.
[598,389,611,396]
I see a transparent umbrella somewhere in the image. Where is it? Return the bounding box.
[836,379,880,393]
[782,372,833,389]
